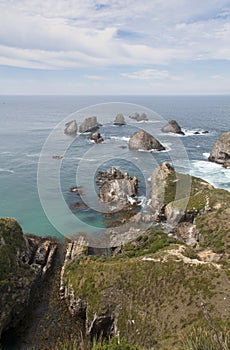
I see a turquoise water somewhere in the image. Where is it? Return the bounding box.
[0,95,229,240]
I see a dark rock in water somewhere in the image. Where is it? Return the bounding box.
[0,218,58,338]
[89,132,104,143]
[113,113,126,125]
[69,186,84,196]
[161,120,185,135]
[194,131,200,135]
[208,132,230,165]
[129,129,165,151]
[69,202,88,209]
[64,120,77,135]
[79,116,100,133]
[97,168,138,206]
[202,130,209,134]
[52,155,63,160]
[129,112,148,121]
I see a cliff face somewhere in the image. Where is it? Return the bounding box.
[0,218,58,338]
[208,132,230,166]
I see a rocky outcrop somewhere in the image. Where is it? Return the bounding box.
[0,218,58,338]
[129,112,148,122]
[129,129,165,151]
[208,132,230,166]
[97,168,138,206]
[88,314,115,341]
[113,113,126,125]
[79,116,100,133]
[89,132,104,143]
[64,120,77,135]
[161,120,184,135]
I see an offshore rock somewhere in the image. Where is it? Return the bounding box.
[89,132,104,143]
[79,116,100,133]
[161,120,185,135]
[64,120,77,135]
[98,168,138,205]
[113,113,126,125]
[129,129,165,151]
[208,132,230,165]
[129,112,148,122]
[0,218,58,338]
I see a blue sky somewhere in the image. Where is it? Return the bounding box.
[0,0,230,95]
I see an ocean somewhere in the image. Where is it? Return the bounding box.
[0,95,229,241]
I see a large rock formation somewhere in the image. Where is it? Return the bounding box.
[98,168,138,206]
[129,129,165,151]
[129,112,148,122]
[161,120,184,135]
[0,218,58,338]
[113,113,126,125]
[79,116,100,133]
[64,120,77,135]
[208,132,230,167]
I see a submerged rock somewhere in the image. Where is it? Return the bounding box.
[79,116,100,133]
[129,129,165,151]
[161,120,185,135]
[64,120,77,135]
[113,113,126,125]
[208,132,230,166]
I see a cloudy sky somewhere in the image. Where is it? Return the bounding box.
[1,0,230,95]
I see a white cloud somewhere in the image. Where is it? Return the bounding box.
[121,69,180,80]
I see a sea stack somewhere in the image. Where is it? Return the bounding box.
[161,120,185,135]
[129,129,165,151]
[208,132,230,167]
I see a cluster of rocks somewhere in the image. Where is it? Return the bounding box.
[97,167,138,207]
[129,112,148,122]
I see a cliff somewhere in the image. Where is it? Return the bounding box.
[0,218,58,339]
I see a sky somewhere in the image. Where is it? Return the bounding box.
[0,0,230,95]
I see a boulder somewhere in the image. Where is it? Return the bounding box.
[129,129,165,151]
[113,113,126,125]
[161,120,185,135]
[79,116,100,133]
[64,120,77,135]
[129,112,148,122]
[89,132,104,143]
[208,132,230,165]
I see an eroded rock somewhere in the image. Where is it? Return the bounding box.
[208,132,230,165]
[64,120,77,135]
[113,113,126,125]
[79,116,100,133]
[161,120,184,135]
[129,129,165,151]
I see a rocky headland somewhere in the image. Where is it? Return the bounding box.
[208,131,230,167]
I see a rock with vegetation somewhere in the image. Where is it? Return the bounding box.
[113,113,126,125]
[208,131,230,167]
[129,129,165,151]
[161,119,185,135]
[64,120,77,135]
[79,116,101,133]
[0,218,58,339]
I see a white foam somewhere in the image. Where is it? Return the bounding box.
[189,160,230,192]
[110,136,130,142]
[0,168,14,173]
[182,129,213,137]
[203,152,210,159]
[26,153,40,158]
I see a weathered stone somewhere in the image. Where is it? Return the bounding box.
[129,112,148,121]
[113,113,126,125]
[129,129,165,151]
[208,132,230,165]
[79,116,100,133]
[161,120,185,135]
[89,132,104,143]
[64,120,77,135]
